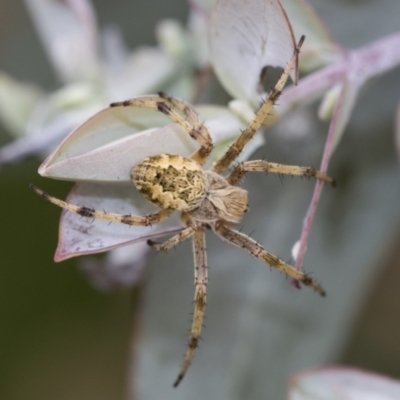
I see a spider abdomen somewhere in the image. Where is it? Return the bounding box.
[132,154,207,211]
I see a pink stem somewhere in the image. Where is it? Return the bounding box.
[280,31,400,114]
[286,31,400,289]
[291,82,346,288]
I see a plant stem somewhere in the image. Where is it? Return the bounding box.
[280,31,400,114]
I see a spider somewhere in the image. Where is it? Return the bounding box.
[30,35,334,387]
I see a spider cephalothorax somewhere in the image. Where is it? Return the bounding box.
[31,36,335,387]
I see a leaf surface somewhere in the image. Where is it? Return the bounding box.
[209,0,296,104]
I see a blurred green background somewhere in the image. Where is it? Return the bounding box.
[0,1,400,399]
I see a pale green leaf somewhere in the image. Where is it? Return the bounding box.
[283,0,343,71]
[39,101,250,182]
[55,182,182,261]
[209,0,296,105]
[290,368,400,400]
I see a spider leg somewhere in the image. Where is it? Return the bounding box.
[30,184,171,226]
[157,92,213,165]
[110,94,213,165]
[213,35,305,174]
[213,222,325,297]
[174,227,208,387]
[227,160,335,186]
[147,226,196,252]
